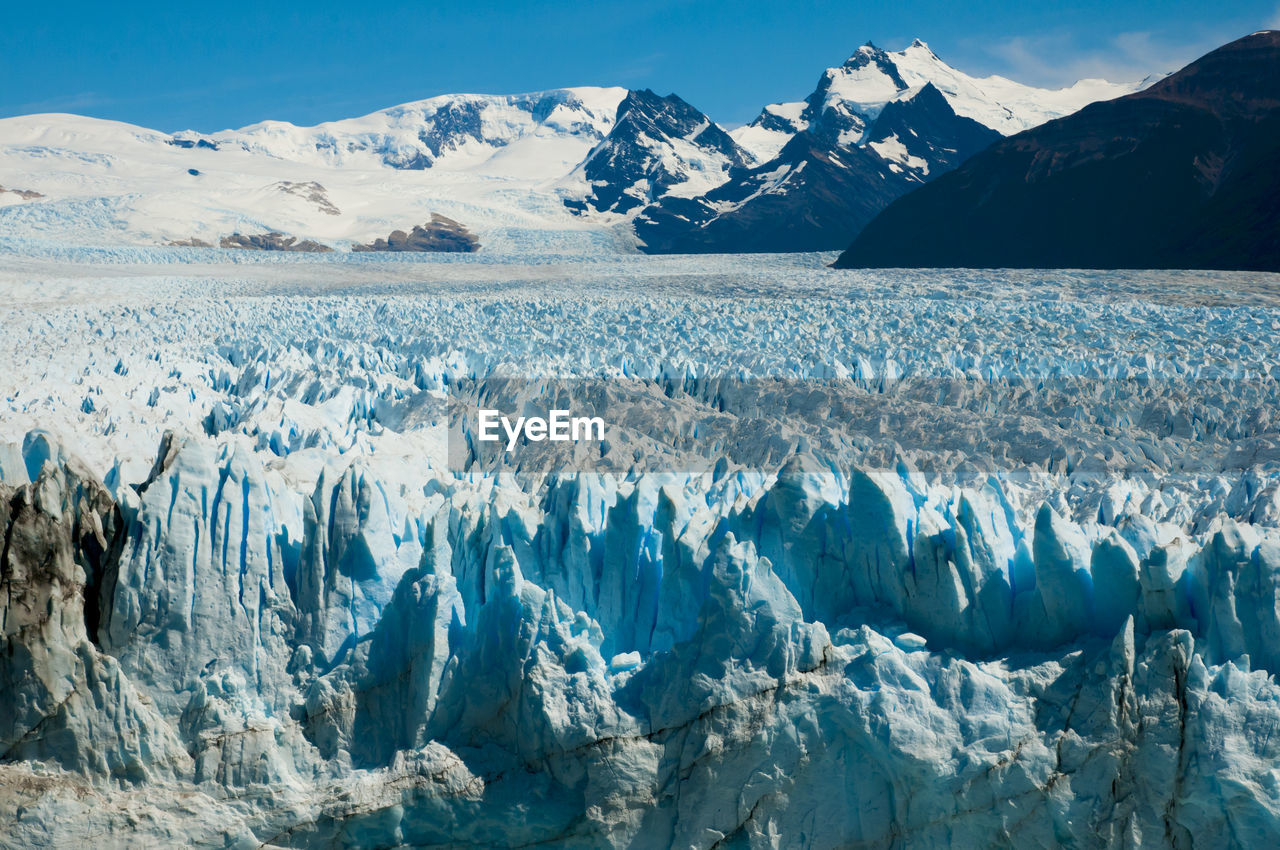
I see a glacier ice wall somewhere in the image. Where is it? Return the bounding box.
[6,439,1280,848]
[3,257,1280,847]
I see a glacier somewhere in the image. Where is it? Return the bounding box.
[3,251,1280,847]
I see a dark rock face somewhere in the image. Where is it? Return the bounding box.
[375,90,610,170]
[275,181,340,216]
[220,232,333,252]
[416,100,490,158]
[750,104,803,135]
[0,435,189,782]
[637,133,897,254]
[867,82,1000,168]
[638,84,1000,253]
[566,89,751,215]
[351,214,479,252]
[835,31,1280,271]
[802,41,908,144]
[166,136,219,151]
[0,185,44,200]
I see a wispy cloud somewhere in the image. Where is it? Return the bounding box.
[14,91,117,114]
[6,68,355,128]
[979,28,1235,87]
[613,52,667,84]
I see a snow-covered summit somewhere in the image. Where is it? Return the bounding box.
[889,40,1152,132]
[563,89,751,216]
[217,87,627,177]
[731,39,1152,160]
[0,88,633,252]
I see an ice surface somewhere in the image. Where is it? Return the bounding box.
[3,251,1280,846]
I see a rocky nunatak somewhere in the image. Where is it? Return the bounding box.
[219,232,333,252]
[352,214,479,252]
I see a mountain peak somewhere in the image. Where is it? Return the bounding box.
[845,42,888,66]
[1139,28,1280,116]
[568,87,748,216]
[834,29,1280,271]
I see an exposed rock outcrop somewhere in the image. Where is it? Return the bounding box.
[274,181,340,216]
[0,185,43,201]
[0,434,190,785]
[351,214,479,252]
[220,232,333,252]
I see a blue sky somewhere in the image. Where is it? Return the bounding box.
[3,1,1278,131]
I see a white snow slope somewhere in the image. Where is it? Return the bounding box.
[0,88,632,253]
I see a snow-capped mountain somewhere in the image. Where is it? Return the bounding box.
[0,40,1153,254]
[636,41,1152,253]
[637,83,1000,253]
[835,30,1280,271]
[217,88,625,175]
[0,89,631,253]
[563,89,751,215]
[730,40,1151,160]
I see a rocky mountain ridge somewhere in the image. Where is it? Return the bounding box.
[0,41,1149,254]
[835,30,1280,271]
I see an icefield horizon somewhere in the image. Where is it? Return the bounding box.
[5,247,1280,848]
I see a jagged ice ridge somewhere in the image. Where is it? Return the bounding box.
[1,253,1280,846]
